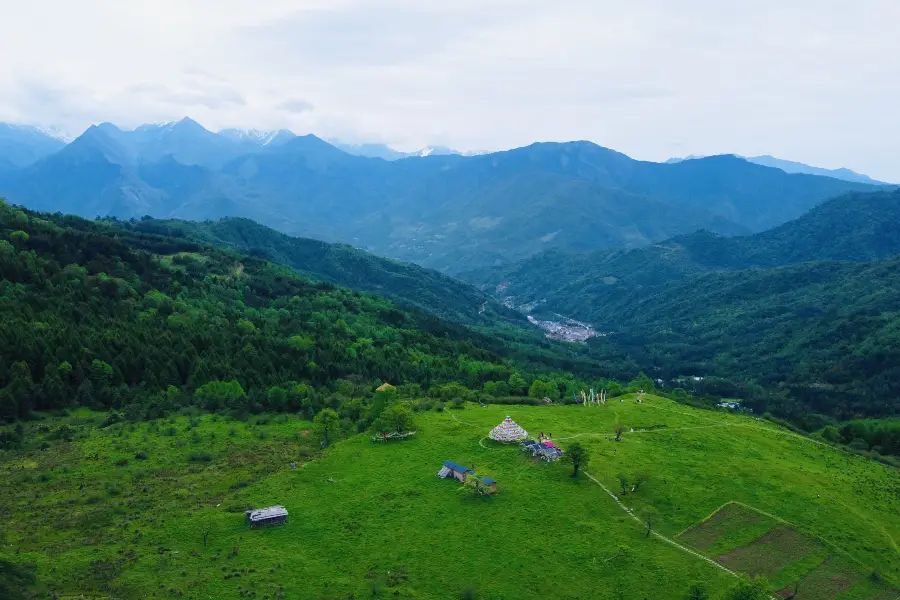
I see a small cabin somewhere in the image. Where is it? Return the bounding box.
[437,461,474,483]
[246,505,289,528]
[480,477,498,494]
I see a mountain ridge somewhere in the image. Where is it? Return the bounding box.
[123,215,527,328]
[668,152,885,184]
[0,119,885,272]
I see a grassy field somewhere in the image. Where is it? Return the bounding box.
[1,395,898,599]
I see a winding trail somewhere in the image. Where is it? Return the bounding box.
[448,407,753,586]
[581,471,743,580]
[446,402,895,598]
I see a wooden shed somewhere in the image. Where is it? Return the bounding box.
[480,476,498,494]
[246,505,289,528]
[437,461,474,483]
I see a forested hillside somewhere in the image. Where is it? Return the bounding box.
[464,190,900,423]
[598,259,900,420]
[466,189,900,298]
[0,200,639,425]
[119,216,524,327]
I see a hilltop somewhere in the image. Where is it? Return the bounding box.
[1,396,897,599]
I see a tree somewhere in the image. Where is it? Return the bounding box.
[617,472,629,495]
[528,379,558,400]
[615,426,625,441]
[723,577,769,600]
[821,425,841,443]
[195,380,246,412]
[369,387,399,423]
[627,372,654,393]
[483,380,508,397]
[384,403,415,433]
[508,373,527,396]
[2,361,33,420]
[372,403,416,436]
[632,471,649,492]
[314,408,341,447]
[565,442,589,477]
[9,230,29,249]
[639,507,660,537]
[684,582,708,600]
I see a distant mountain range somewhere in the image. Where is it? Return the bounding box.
[667,153,885,184]
[0,118,888,272]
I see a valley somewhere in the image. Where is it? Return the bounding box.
[3,3,900,599]
[2,122,900,600]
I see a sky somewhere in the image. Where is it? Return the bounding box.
[0,0,898,181]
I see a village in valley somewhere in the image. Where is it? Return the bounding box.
[526,314,602,343]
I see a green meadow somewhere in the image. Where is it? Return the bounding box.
[2,394,898,599]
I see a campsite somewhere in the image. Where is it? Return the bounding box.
[1,393,897,599]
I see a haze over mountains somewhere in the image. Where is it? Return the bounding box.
[0,117,886,273]
[667,154,884,185]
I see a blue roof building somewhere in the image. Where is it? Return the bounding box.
[443,461,474,474]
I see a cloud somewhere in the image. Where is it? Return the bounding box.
[232,2,538,70]
[278,99,314,113]
[127,84,246,110]
[0,0,898,181]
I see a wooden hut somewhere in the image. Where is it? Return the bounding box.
[437,461,474,483]
[246,505,289,528]
[480,476,498,494]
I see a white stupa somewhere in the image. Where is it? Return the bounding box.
[489,416,529,443]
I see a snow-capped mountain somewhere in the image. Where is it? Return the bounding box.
[412,146,459,158]
[0,123,69,167]
[333,142,464,160]
[219,128,296,147]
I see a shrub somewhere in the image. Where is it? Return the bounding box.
[114,458,129,467]
[848,438,871,451]
[188,452,213,463]
[134,451,149,460]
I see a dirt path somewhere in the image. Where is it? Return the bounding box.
[582,471,743,579]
